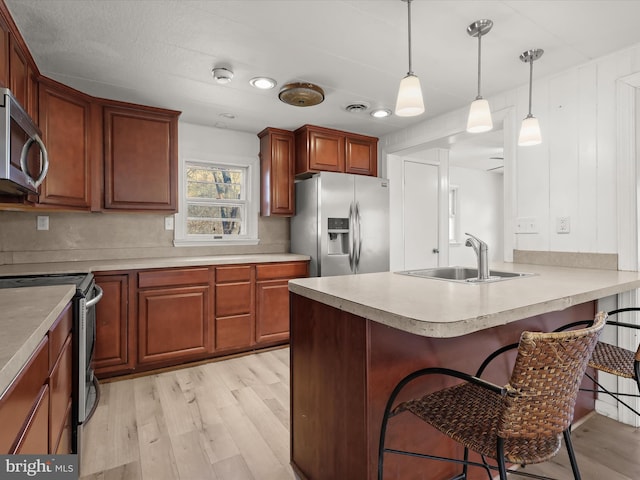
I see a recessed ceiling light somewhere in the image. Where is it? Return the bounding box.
[370,108,392,118]
[219,112,236,119]
[249,77,277,89]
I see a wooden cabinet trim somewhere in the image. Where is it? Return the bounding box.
[48,335,72,453]
[47,303,72,370]
[12,385,49,454]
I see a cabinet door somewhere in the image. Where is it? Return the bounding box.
[12,385,49,454]
[49,335,72,453]
[94,274,133,376]
[138,285,211,365]
[8,36,28,110]
[345,135,378,176]
[38,79,93,207]
[0,337,48,454]
[0,17,9,88]
[295,125,345,175]
[258,127,294,216]
[255,279,290,344]
[103,105,179,212]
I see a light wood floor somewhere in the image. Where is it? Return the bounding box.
[79,347,639,480]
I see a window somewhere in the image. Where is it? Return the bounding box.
[174,157,259,246]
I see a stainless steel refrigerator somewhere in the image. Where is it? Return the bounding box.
[291,171,389,277]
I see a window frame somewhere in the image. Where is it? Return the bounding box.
[174,155,259,246]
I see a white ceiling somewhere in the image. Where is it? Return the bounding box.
[6,0,640,140]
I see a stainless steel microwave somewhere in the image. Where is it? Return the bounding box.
[0,88,48,195]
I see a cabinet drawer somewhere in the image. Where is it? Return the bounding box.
[215,314,252,350]
[256,262,308,280]
[216,265,252,283]
[48,303,72,369]
[216,283,251,317]
[138,268,210,288]
[0,337,49,453]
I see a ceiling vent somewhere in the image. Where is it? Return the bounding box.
[345,103,370,113]
[279,82,325,107]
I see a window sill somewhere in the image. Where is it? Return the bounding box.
[173,237,260,247]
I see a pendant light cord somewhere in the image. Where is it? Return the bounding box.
[476,32,482,99]
[406,0,413,75]
[527,58,534,117]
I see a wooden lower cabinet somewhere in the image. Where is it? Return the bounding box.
[215,265,254,351]
[92,260,308,377]
[255,261,309,345]
[94,273,134,377]
[0,302,73,455]
[138,285,212,365]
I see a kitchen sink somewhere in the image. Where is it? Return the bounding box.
[395,266,535,284]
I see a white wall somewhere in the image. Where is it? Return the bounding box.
[449,167,504,266]
[382,41,640,257]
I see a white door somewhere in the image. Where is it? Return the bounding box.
[403,160,439,270]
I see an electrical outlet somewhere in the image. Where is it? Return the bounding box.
[557,216,570,234]
[164,215,174,230]
[36,215,49,231]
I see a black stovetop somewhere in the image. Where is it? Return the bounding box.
[0,272,94,295]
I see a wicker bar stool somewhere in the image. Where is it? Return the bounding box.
[378,312,607,480]
[554,307,640,416]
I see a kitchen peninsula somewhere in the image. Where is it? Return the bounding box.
[288,263,640,480]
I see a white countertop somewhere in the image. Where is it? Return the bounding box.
[0,253,310,276]
[288,262,640,338]
[0,285,76,397]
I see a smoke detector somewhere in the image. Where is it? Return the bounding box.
[212,67,234,84]
[344,102,370,113]
[279,82,325,107]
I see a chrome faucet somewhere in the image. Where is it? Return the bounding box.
[465,233,489,281]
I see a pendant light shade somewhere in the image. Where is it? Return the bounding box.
[396,73,424,117]
[466,19,493,133]
[518,49,544,146]
[395,0,424,117]
[518,115,542,146]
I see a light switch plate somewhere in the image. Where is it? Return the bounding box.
[36,215,49,231]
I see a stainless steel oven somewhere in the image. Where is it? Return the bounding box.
[0,272,102,456]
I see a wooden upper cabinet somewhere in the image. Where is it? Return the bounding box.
[258,127,294,217]
[0,17,10,88]
[8,36,28,110]
[38,78,94,208]
[103,104,179,212]
[345,133,378,176]
[294,124,378,177]
[295,125,345,176]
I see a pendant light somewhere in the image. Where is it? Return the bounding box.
[395,0,424,117]
[518,49,544,146]
[466,19,493,133]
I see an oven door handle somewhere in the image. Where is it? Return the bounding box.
[85,284,103,308]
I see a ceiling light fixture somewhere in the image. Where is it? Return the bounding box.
[395,0,424,117]
[466,19,493,133]
[249,76,276,89]
[518,48,544,146]
[212,67,234,84]
[371,108,392,118]
[278,82,325,107]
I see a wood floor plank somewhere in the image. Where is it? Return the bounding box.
[80,347,639,480]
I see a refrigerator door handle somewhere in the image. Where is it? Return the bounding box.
[355,201,362,272]
[348,202,355,273]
